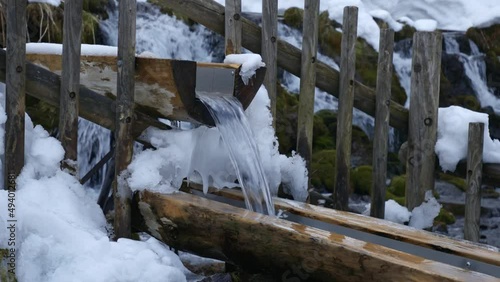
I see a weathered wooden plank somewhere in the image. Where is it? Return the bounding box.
[333,7,358,211]
[186,183,500,268]
[224,0,241,55]
[149,0,410,131]
[371,28,394,219]
[59,0,83,175]
[405,32,442,210]
[132,190,498,282]
[114,0,137,239]
[464,122,484,242]
[296,0,319,172]
[261,0,277,127]
[4,0,27,190]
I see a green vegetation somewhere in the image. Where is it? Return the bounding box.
[350,165,372,195]
[438,173,466,192]
[434,208,456,225]
[310,149,336,192]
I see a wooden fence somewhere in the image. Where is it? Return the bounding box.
[1,0,494,244]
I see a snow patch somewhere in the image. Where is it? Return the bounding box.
[224,54,266,84]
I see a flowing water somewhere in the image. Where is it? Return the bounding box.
[198,93,275,216]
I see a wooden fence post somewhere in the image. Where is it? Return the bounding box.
[224,0,241,55]
[464,122,484,242]
[4,0,27,191]
[261,0,277,127]
[114,0,137,239]
[405,31,442,210]
[333,6,358,211]
[371,28,394,219]
[59,0,83,176]
[296,0,319,174]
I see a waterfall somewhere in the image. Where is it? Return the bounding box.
[443,33,500,114]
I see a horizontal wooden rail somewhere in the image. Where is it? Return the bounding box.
[150,0,410,131]
[132,190,498,282]
[185,183,500,268]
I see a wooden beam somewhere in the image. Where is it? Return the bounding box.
[149,0,410,131]
[261,0,278,127]
[464,122,484,242]
[132,190,499,282]
[0,50,168,137]
[371,28,394,219]
[296,0,319,172]
[114,0,137,239]
[4,0,27,190]
[185,183,500,268]
[59,0,83,175]
[334,6,358,211]
[406,32,442,210]
[224,0,241,55]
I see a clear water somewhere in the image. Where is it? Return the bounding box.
[198,93,275,216]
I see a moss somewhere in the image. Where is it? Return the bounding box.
[275,83,299,154]
[311,149,336,191]
[388,175,406,197]
[438,173,466,192]
[350,165,373,195]
[434,208,456,225]
[282,7,304,30]
[82,0,109,19]
[394,24,416,42]
[385,190,405,206]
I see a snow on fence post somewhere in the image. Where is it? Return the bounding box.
[114,0,137,239]
[261,0,278,128]
[59,0,83,176]
[371,28,394,219]
[224,0,241,54]
[405,32,442,211]
[333,6,358,211]
[296,0,319,178]
[464,122,484,242]
[4,0,27,191]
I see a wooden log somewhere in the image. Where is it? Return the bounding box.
[261,0,277,127]
[149,0,410,131]
[371,28,394,219]
[25,53,265,126]
[4,0,26,190]
[59,0,83,175]
[132,190,498,282]
[296,0,319,171]
[224,0,241,55]
[464,122,484,242]
[0,49,168,137]
[405,32,442,210]
[114,0,137,239]
[185,183,500,268]
[333,7,358,211]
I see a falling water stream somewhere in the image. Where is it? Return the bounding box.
[198,93,275,216]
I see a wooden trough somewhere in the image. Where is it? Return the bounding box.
[7,45,265,129]
[131,188,500,281]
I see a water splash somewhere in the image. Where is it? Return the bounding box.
[198,93,275,216]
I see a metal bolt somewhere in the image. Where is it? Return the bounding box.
[233,13,240,20]
[424,117,432,126]
[271,36,276,43]
[69,92,76,99]
[125,116,131,123]
[16,66,22,73]
[385,100,390,106]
